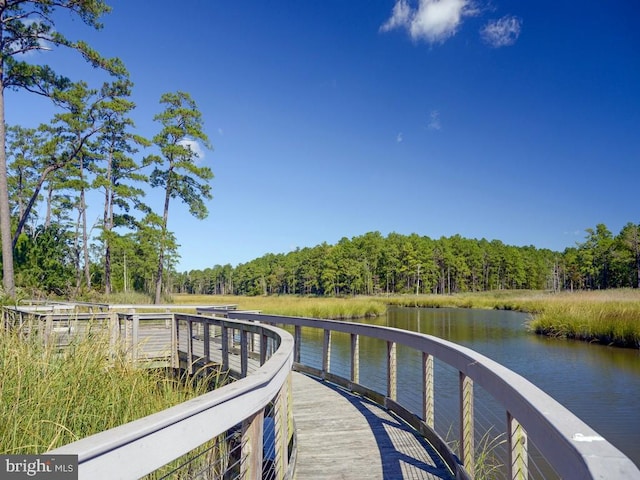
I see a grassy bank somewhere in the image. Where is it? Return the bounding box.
[0,330,224,454]
[172,291,640,348]
[386,290,640,348]
[171,294,387,319]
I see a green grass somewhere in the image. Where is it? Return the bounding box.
[0,329,225,454]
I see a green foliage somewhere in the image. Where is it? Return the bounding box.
[174,224,640,298]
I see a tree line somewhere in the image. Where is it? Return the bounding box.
[1,1,213,302]
[173,224,640,296]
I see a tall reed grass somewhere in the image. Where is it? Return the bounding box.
[172,294,387,319]
[0,329,224,454]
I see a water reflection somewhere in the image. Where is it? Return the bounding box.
[357,307,640,468]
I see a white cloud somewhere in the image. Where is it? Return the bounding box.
[381,0,477,44]
[481,15,522,47]
[178,137,206,162]
[397,132,404,143]
[428,110,441,130]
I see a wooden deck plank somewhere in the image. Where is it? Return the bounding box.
[292,372,454,480]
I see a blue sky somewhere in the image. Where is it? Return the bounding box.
[8,0,640,271]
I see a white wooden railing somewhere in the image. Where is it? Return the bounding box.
[214,310,640,480]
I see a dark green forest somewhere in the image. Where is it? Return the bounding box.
[173,223,640,297]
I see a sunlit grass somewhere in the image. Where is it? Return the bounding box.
[0,329,225,454]
[172,294,387,319]
[385,289,640,348]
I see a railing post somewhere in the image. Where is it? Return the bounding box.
[460,371,475,478]
[294,325,301,364]
[322,329,331,379]
[508,412,528,480]
[132,312,140,364]
[186,318,194,374]
[171,314,178,369]
[203,320,210,364]
[422,352,434,428]
[44,313,53,348]
[241,328,249,378]
[109,312,119,360]
[350,333,360,386]
[241,408,265,480]
[273,375,290,480]
[387,341,397,401]
[221,324,230,372]
[260,332,269,366]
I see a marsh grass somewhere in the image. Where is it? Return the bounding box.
[0,328,225,454]
[172,294,387,319]
[386,289,640,347]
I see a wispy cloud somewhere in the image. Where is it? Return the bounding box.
[428,110,441,130]
[178,137,206,162]
[381,0,477,44]
[396,132,404,143]
[481,15,522,47]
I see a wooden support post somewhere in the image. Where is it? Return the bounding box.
[350,333,360,386]
[422,352,434,428]
[322,329,331,379]
[171,314,178,369]
[203,321,210,364]
[186,319,194,375]
[109,312,119,360]
[241,408,264,480]
[241,328,249,378]
[221,325,229,372]
[387,341,397,401]
[294,325,301,364]
[44,313,53,348]
[508,412,528,480]
[460,371,475,478]
[132,312,140,364]
[260,332,268,366]
[274,379,289,480]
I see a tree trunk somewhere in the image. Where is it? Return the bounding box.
[154,185,171,304]
[103,149,113,295]
[0,82,16,297]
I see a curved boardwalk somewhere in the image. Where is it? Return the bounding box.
[292,372,454,480]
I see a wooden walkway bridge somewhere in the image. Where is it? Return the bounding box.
[4,303,639,480]
[292,372,452,479]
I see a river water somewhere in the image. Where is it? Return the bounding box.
[352,307,640,468]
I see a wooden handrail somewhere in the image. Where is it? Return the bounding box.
[225,311,640,480]
[46,314,294,479]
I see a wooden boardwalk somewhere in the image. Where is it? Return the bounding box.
[292,372,454,480]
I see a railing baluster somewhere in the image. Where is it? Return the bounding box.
[186,319,194,374]
[170,314,177,369]
[460,371,475,478]
[294,325,301,363]
[260,331,268,365]
[351,333,360,386]
[132,312,140,364]
[322,329,331,379]
[274,376,290,480]
[387,340,397,401]
[203,320,210,364]
[423,352,434,428]
[508,412,528,480]
[241,328,249,378]
[221,324,230,372]
[241,408,264,480]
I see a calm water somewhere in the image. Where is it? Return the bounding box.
[355,307,640,468]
